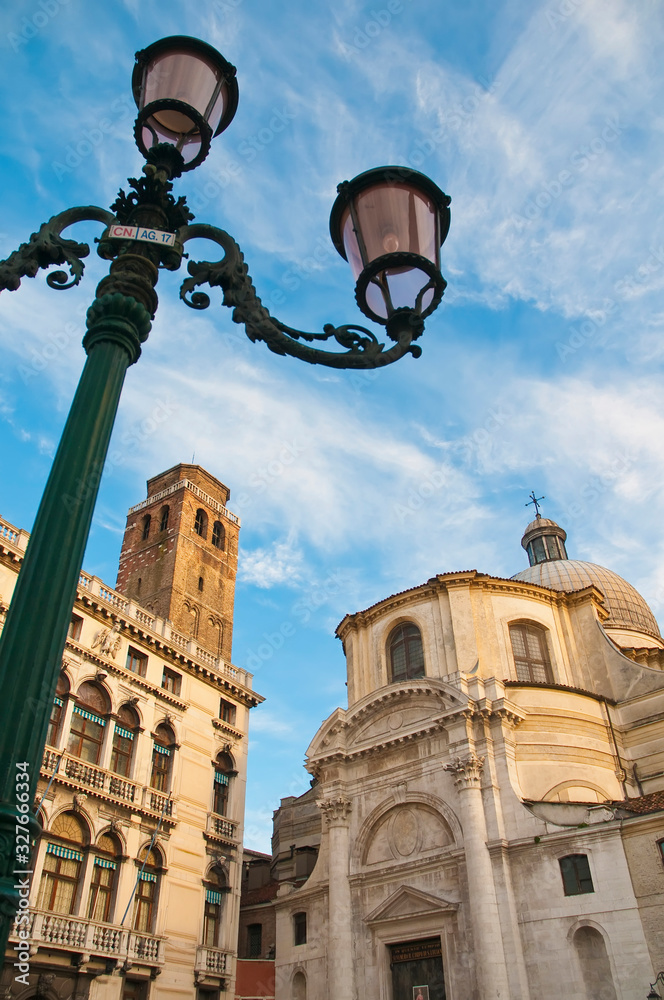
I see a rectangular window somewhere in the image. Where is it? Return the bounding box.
[162,667,182,696]
[88,859,116,922]
[38,850,82,914]
[658,839,664,866]
[111,728,134,778]
[248,922,262,957]
[133,874,156,932]
[68,707,105,764]
[219,699,236,725]
[293,911,307,945]
[213,773,229,817]
[47,698,63,747]
[68,615,83,641]
[151,746,171,791]
[560,854,594,895]
[204,900,221,947]
[122,982,148,1000]
[126,647,148,677]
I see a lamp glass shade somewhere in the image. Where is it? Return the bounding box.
[134,38,238,166]
[332,170,449,322]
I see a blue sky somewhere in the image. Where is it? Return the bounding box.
[1,0,664,851]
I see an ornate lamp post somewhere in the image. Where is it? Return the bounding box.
[648,972,664,999]
[0,35,450,941]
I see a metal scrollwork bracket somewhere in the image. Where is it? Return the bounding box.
[0,205,116,293]
[177,223,423,370]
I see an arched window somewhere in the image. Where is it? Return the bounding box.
[38,811,87,915]
[213,752,234,816]
[151,723,175,791]
[560,854,594,895]
[194,508,208,538]
[141,514,151,540]
[293,911,307,945]
[388,623,425,682]
[133,846,162,932]
[68,682,109,765]
[573,926,617,1000]
[509,622,553,683]
[88,831,120,923]
[111,704,139,778]
[292,971,307,1000]
[203,865,227,947]
[211,520,225,550]
[47,673,70,747]
[159,505,169,532]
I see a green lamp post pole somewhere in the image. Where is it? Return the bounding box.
[0,35,451,952]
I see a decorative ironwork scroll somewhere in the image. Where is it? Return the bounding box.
[178,223,424,369]
[0,206,115,293]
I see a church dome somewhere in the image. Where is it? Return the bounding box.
[512,559,661,640]
[512,507,661,642]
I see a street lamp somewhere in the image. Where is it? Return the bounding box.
[648,972,664,999]
[0,35,450,941]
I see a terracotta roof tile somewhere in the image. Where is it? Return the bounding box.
[613,790,664,814]
[240,879,280,905]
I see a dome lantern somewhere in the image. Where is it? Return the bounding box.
[521,517,568,567]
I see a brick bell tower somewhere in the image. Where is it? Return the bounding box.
[116,464,240,661]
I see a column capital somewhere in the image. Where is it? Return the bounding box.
[443,752,485,789]
[317,794,352,826]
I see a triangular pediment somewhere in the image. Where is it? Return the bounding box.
[365,885,458,925]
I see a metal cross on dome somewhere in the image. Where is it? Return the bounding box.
[526,491,545,518]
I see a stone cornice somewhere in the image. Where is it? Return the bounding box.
[349,847,463,889]
[72,599,261,708]
[272,883,329,909]
[63,640,189,711]
[307,718,446,775]
[336,571,610,639]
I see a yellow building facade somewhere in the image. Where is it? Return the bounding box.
[0,466,262,1000]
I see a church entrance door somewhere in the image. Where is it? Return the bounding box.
[389,937,446,1000]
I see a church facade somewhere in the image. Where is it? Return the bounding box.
[271,516,664,1000]
[0,465,262,1000]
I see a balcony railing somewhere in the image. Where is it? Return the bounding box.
[195,945,231,976]
[205,812,238,843]
[41,748,176,821]
[0,512,253,691]
[11,910,165,965]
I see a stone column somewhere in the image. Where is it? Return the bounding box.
[444,754,510,1000]
[318,795,354,1000]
